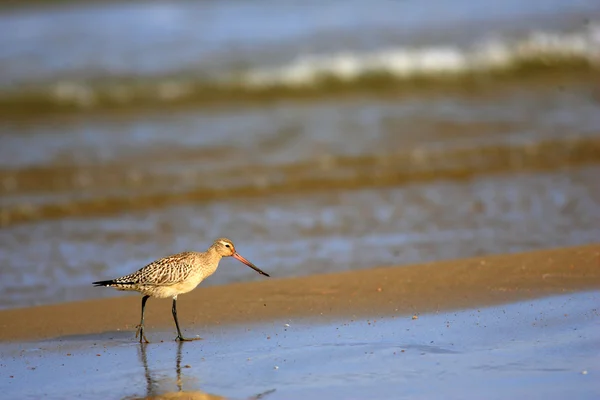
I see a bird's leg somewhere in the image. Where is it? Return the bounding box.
[172,297,201,341]
[136,295,150,343]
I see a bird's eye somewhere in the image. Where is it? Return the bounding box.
[225,244,231,248]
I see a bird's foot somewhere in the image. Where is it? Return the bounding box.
[175,335,202,342]
[135,324,150,344]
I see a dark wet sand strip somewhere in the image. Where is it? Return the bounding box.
[0,243,598,342]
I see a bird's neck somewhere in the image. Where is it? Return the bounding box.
[196,247,222,276]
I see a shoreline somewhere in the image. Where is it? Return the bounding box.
[1,243,598,343]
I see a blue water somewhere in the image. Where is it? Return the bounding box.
[0,0,599,309]
[0,0,598,85]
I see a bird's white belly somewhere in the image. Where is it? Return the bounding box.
[141,276,205,299]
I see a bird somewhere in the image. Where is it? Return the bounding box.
[93,238,270,343]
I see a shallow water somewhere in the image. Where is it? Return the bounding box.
[2,165,600,309]
[1,291,598,399]
[1,0,600,309]
[1,84,599,309]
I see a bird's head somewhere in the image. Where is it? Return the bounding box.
[211,238,270,277]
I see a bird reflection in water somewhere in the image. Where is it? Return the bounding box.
[130,341,275,400]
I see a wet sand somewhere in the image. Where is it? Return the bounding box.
[1,244,599,399]
[1,243,599,342]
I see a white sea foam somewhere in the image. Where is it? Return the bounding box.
[242,24,600,88]
[8,23,600,109]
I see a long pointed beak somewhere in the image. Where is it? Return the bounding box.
[232,252,270,277]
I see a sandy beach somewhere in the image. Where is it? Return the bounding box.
[1,244,599,399]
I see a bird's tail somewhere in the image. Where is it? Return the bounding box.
[92,279,117,287]
[93,279,139,291]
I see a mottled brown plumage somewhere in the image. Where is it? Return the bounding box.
[93,238,269,343]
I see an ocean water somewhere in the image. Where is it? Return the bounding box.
[0,0,599,309]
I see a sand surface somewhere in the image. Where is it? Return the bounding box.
[0,244,599,399]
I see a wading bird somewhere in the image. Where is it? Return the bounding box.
[93,238,269,343]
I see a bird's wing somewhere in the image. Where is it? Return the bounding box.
[115,252,195,286]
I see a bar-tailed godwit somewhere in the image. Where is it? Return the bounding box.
[93,238,269,343]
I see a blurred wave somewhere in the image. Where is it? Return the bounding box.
[2,134,599,227]
[1,24,599,116]
[243,25,600,86]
